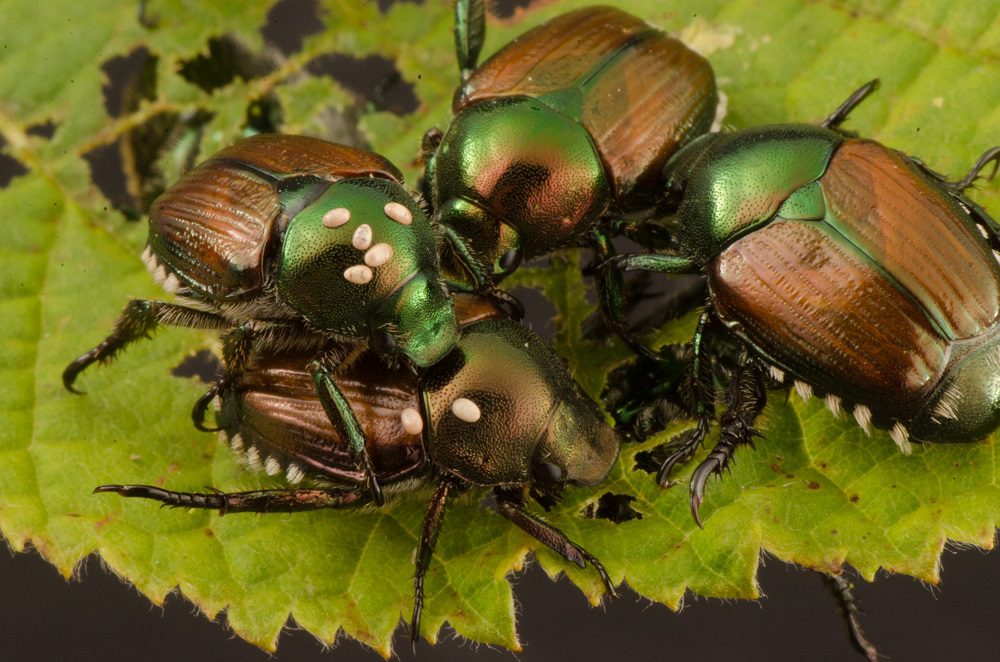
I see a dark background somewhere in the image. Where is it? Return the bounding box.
[3,1,1000,660]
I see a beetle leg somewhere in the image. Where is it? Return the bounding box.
[454,0,486,82]
[440,224,493,288]
[609,252,700,275]
[656,312,717,486]
[494,488,617,599]
[191,321,319,432]
[439,224,524,318]
[819,79,880,131]
[310,354,385,507]
[950,147,1000,249]
[607,217,676,251]
[94,484,366,512]
[587,230,659,361]
[411,476,456,645]
[190,324,254,432]
[951,145,1000,192]
[689,350,767,527]
[907,147,1000,248]
[484,286,526,319]
[820,572,880,662]
[63,299,230,393]
[190,380,225,432]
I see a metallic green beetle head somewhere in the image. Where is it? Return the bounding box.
[422,318,620,488]
[430,96,610,287]
[277,177,459,367]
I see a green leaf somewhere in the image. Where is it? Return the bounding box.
[2,0,999,656]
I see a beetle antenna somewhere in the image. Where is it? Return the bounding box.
[820,79,880,130]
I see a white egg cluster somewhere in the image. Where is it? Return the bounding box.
[321,203,413,286]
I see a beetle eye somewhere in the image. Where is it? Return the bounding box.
[372,329,398,355]
[497,248,521,275]
[532,461,565,485]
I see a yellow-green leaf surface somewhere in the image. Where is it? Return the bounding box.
[2,0,999,656]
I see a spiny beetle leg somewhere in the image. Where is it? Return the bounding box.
[657,312,717,487]
[454,0,486,82]
[689,350,766,527]
[951,145,1000,192]
[820,79,880,131]
[608,252,700,275]
[411,476,456,646]
[494,488,617,598]
[910,146,1000,247]
[821,572,880,662]
[63,299,230,393]
[311,357,384,506]
[486,286,525,320]
[93,484,366,513]
[440,224,493,291]
[191,380,224,432]
[587,230,659,361]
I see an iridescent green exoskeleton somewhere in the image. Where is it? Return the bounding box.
[424,0,718,357]
[613,81,1000,522]
[91,296,622,643]
[63,134,461,503]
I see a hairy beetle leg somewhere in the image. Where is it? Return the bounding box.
[454,0,486,82]
[657,312,717,487]
[411,476,456,645]
[952,145,1000,192]
[495,488,617,598]
[689,351,766,527]
[190,323,281,432]
[486,286,525,320]
[191,381,224,432]
[94,484,367,513]
[588,230,660,361]
[62,299,230,393]
[821,573,880,662]
[312,358,385,506]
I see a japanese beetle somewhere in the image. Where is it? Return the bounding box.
[63,134,461,503]
[94,295,621,642]
[424,1,718,355]
[614,81,1000,523]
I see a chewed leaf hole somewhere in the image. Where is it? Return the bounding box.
[102,47,156,118]
[307,53,418,116]
[581,493,643,523]
[172,350,223,384]
[261,0,323,55]
[0,149,28,188]
[178,36,277,93]
[491,0,543,20]
[26,121,57,139]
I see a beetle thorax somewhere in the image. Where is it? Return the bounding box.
[433,96,611,268]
